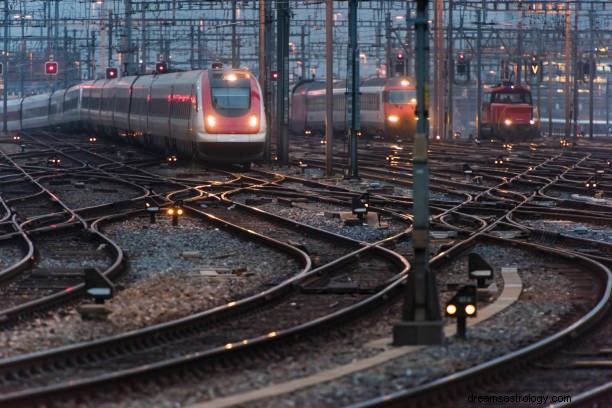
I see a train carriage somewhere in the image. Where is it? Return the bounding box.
[3,97,23,132]
[20,93,52,130]
[290,76,417,140]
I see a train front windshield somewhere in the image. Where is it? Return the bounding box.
[388,89,417,104]
[490,92,532,104]
[211,87,250,110]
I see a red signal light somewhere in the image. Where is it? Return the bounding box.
[396,53,404,60]
[155,62,167,74]
[458,53,465,60]
[271,71,279,81]
[45,61,58,75]
[106,68,118,79]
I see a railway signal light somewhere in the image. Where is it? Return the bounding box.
[468,253,493,288]
[395,53,405,76]
[271,71,279,81]
[167,200,184,226]
[351,193,369,223]
[145,200,160,224]
[582,62,590,81]
[155,62,167,74]
[457,54,467,74]
[445,285,477,338]
[106,68,118,79]
[45,61,58,75]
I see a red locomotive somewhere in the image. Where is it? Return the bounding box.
[480,82,540,141]
[290,76,417,140]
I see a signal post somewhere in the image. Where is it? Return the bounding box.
[393,0,443,346]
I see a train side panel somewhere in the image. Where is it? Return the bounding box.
[3,98,23,132]
[21,93,52,130]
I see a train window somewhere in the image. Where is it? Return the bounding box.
[492,92,531,104]
[388,89,416,104]
[211,87,250,110]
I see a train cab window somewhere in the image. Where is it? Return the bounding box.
[211,87,250,110]
[388,89,416,104]
[492,92,531,104]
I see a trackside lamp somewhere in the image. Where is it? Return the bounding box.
[445,285,477,338]
[145,200,160,224]
[167,200,184,226]
[468,252,493,288]
[351,193,369,222]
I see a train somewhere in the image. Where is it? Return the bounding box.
[2,66,266,164]
[290,76,418,140]
[480,82,540,142]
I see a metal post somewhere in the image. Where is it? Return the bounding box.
[275,0,289,165]
[2,0,8,134]
[564,2,571,140]
[433,0,443,140]
[446,0,454,140]
[393,0,443,346]
[588,6,594,139]
[124,0,135,76]
[263,0,273,163]
[346,0,359,179]
[571,7,578,141]
[325,0,333,176]
[232,0,237,69]
[475,9,482,141]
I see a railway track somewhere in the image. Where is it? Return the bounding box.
[0,134,611,406]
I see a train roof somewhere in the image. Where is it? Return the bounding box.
[487,82,531,93]
[292,76,414,94]
[361,76,414,87]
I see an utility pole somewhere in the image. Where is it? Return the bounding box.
[260,0,272,163]
[433,0,443,140]
[571,5,578,141]
[275,0,290,165]
[346,0,359,179]
[2,0,8,135]
[588,5,594,139]
[325,0,333,176]
[446,0,454,140]
[232,0,238,68]
[564,1,571,140]
[475,9,482,141]
[393,0,443,346]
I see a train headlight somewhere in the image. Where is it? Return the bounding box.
[504,119,512,126]
[207,115,216,128]
[445,304,457,315]
[388,115,399,123]
[529,119,535,125]
[224,73,237,82]
[249,115,258,128]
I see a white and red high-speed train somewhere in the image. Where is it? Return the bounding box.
[289,76,417,140]
[2,66,266,164]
